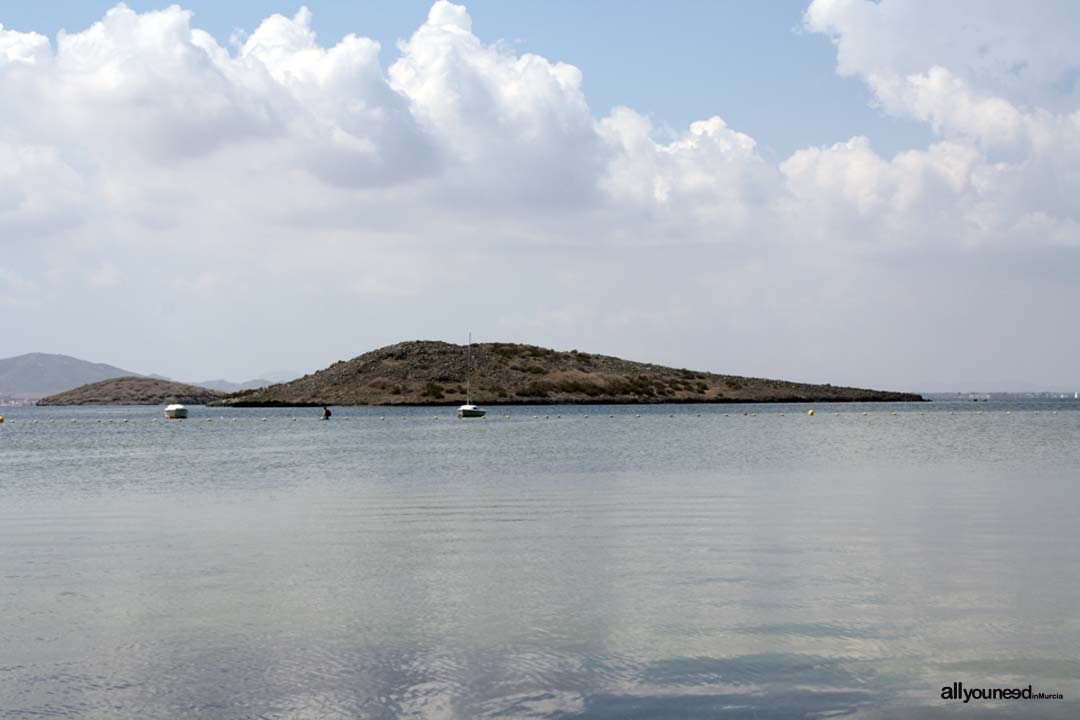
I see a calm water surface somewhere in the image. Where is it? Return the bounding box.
[2,402,1079,719]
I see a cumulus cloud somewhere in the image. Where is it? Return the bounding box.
[803,0,1080,110]
[598,110,777,237]
[0,1,1078,388]
[801,0,1080,252]
[780,137,982,251]
[389,1,605,208]
[0,22,49,65]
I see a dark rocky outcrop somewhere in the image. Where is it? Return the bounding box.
[216,341,923,407]
[37,377,225,406]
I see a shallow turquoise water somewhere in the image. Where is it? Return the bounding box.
[2,402,1079,718]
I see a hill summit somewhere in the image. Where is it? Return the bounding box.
[37,377,225,406]
[217,341,922,406]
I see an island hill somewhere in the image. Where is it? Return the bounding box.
[216,341,923,407]
[37,377,226,406]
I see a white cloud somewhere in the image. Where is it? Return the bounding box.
[0,2,1078,387]
[0,22,49,65]
[803,0,1080,111]
[780,137,983,249]
[802,0,1080,263]
[388,1,605,208]
[0,141,90,236]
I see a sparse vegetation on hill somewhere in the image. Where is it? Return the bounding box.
[215,341,923,406]
[37,377,225,406]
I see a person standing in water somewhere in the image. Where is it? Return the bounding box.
[321,405,332,420]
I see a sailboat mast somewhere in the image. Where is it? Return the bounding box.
[466,332,472,404]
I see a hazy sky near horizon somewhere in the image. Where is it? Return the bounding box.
[2,1,1079,391]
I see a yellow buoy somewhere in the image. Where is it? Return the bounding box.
[808,409,814,416]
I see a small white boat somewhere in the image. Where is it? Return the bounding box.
[457,333,486,419]
[457,404,486,418]
[164,404,188,419]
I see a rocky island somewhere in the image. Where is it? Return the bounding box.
[216,341,922,406]
[37,377,225,406]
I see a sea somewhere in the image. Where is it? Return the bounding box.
[2,401,1078,719]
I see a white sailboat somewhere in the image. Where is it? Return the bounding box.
[458,333,486,418]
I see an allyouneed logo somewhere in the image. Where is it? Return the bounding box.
[941,682,1063,703]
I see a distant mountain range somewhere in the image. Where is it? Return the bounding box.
[0,353,136,399]
[192,378,273,393]
[0,353,273,400]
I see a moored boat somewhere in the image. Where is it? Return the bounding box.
[457,404,486,418]
[164,403,188,419]
[457,333,486,419]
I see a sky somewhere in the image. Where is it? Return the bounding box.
[1,1,1078,391]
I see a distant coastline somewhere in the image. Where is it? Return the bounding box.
[28,341,925,407]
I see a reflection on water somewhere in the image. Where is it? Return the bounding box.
[2,403,1079,718]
